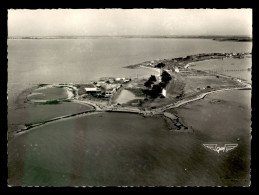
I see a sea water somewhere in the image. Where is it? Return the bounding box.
[7,37,252,186]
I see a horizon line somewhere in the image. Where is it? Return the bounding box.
[8,35,252,38]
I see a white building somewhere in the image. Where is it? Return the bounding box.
[162,89,166,97]
[85,87,99,92]
[175,67,179,73]
[108,79,115,83]
[157,76,162,82]
[85,84,101,93]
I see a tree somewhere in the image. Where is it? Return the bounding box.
[152,84,162,93]
[142,89,151,96]
[159,82,166,88]
[155,63,166,68]
[150,84,162,98]
[144,75,157,88]
[144,80,152,88]
[161,70,172,84]
[149,75,157,83]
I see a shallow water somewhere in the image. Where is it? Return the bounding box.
[8,90,251,186]
[174,90,251,141]
[8,102,93,126]
[29,87,68,101]
[191,57,252,83]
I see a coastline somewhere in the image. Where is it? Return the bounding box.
[11,110,100,141]
[156,85,250,112]
[13,84,250,135]
[10,51,252,136]
[139,65,161,77]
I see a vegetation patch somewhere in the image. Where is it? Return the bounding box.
[61,99,71,102]
[42,100,60,105]
[38,84,48,87]
[56,85,66,88]
[143,71,172,98]
[74,84,81,89]
[72,89,77,96]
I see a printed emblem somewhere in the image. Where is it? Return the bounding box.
[203,144,238,153]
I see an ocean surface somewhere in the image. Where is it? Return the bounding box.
[7,38,252,186]
[7,38,252,105]
[8,90,251,186]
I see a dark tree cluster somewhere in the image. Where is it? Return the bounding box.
[144,75,157,88]
[159,82,166,88]
[150,84,162,98]
[143,71,172,99]
[161,70,172,84]
[143,84,163,98]
[155,62,166,68]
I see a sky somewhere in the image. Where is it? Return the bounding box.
[8,9,252,37]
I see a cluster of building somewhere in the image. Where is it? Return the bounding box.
[144,59,163,67]
[84,77,130,98]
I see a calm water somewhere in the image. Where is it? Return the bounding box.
[8,38,252,84]
[8,90,251,186]
[29,87,68,101]
[174,90,251,142]
[8,38,252,186]
[7,38,252,105]
[191,57,252,83]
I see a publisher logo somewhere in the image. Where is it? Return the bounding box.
[203,143,238,154]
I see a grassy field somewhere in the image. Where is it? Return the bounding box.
[134,69,243,109]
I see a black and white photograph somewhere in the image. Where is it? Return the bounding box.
[7,9,252,187]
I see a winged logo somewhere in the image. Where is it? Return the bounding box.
[203,143,238,153]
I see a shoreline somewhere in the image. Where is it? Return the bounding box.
[126,52,251,70]
[13,109,98,138]
[156,85,250,112]
[10,51,252,136]
[13,85,250,135]
[139,65,161,77]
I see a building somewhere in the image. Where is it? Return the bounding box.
[123,78,130,83]
[175,67,179,73]
[162,89,167,97]
[105,84,120,90]
[85,87,101,93]
[108,78,115,83]
[157,76,162,82]
[85,84,101,94]
[105,89,115,97]
[97,81,106,84]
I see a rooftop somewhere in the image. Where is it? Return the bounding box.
[85,83,96,88]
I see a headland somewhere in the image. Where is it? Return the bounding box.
[10,52,251,138]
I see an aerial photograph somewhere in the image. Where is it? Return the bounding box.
[7,9,252,187]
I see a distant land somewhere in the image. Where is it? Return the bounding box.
[8,35,252,42]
